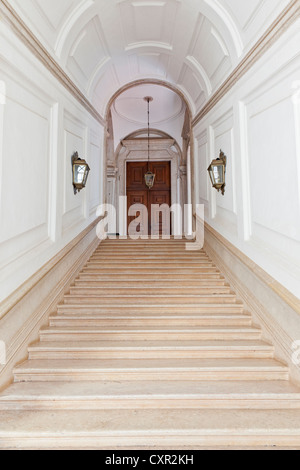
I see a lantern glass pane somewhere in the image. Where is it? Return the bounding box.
[74,164,86,184]
[212,165,223,184]
[145,172,155,189]
[82,167,90,186]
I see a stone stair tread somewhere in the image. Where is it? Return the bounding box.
[82,263,220,275]
[91,259,208,262]
[74,280,227,285]
[40,325,260,334]
[82,269,220,272]
[29,340,272,350]
[94,251,202,255]
[89,256,211,259]
[97,250,199,253]
[71,283,230,292]
[98,246,197,249]
[59,304,243,310]
[78,275,225,279]
[50,313,250,319]
[14,358,287,372]
[57,305,244,312]
[64,294,236,298]
[2,409,300,443]
[100,240,194,244]
[89,262,212,265]
[1,380,299,402]
[92,258,209,261]
[56,305,246,316]
[41,325,258,332]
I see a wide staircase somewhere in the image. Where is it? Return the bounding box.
[1,238,300,449]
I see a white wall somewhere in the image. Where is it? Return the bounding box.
[193,19,300,300]
[0,21,105,304]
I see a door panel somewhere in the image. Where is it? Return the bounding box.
[150,162,171,190]
[127,162,148,190]
[127,161,171,235]
[127,191,148,236]
[149,191,171,236]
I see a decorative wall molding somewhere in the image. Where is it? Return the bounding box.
[202,219,300,385]
[204,221,300,315]
[0,216,103,321]
[0,216,104,390]
[0,0,105,127]
[192,0,300,127]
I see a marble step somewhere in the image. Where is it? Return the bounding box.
[78,272,225,280]
[87,254,213,266]
[90,253,211,259]
[95,240,201,244]
[74,279,227,287]
[98,245,196,249]
[62,294,237,305]
[86,262,216,268]
[39,326,261,342]
[69,286,231,296]
[13,358,289,382]
[49,313,252,327]
[2,381,300,411]
[92,246,207,252]
[99,241,194,246]
[91,252,206,258]
[2,408,300,449]
[82,266,221,274]
[87,253,212,259]
[92,249,202,256]
[100,239,192,241]
[57,303,245,315]
[28,340,274,360]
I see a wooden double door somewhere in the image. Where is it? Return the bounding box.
[127,161,171,236]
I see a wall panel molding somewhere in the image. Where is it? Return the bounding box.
[0,216,104,389]
[0,216,102,321]
[192,0,300,127]
[0,0,105,127]
[203,219,300,385]
[204,220,300,316]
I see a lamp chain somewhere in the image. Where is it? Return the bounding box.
[147,97,150,171]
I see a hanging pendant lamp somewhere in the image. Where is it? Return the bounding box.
[144,96,155,189]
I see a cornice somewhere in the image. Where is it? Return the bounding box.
[0,0,105,127]
[192,0,300,128]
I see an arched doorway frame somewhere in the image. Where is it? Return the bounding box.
[116,129,186,236]
[104,79,195,236]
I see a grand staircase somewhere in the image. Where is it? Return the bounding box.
[1,238,300,449]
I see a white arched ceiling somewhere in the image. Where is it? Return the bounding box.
[110,83,187,150]
[9,0,290,117]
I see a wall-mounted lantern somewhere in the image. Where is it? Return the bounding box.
[72,152,90,195]
[208,150,227,196]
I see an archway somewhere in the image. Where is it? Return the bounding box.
[105,81,194,237]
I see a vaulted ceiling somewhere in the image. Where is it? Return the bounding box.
[9,0,290,118]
